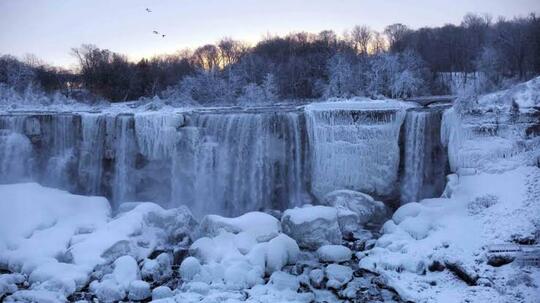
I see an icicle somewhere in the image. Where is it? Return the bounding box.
[305,103,407,200]
[134,112,183,160]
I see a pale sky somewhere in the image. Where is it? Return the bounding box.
[1,0,539,68]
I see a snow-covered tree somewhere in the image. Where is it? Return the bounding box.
[325,53,356,98]
[262,73,278,101]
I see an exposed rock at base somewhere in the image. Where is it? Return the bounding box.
[322,190,389,227]
[444,259,478,286]
[281,205,342,250]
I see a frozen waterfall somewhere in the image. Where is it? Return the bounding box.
[0,101,451,215]
[305,102,407,201]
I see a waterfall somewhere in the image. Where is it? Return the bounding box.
[134,112,183,160]
[0,130,34,183]
[78,114,106,194]
[43,114,78,190]
[0,103,452,215]
[112,115,137,207]
[171,110,306,217]
[400,109,448,204]
[305,103,407,200]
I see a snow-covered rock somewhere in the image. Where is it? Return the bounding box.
[112,255,140,289]
[281,205,342,250]
[322,190,388,226]
[152,285,174,300]
[325,264,353,289]
[127,280,151,301]
[317,245,352,263]
[360,166,540,303]
[269,271,299,291]
[179,256,202,281]
[91,278,126,302]
[141,253,173,282]
[265,234,300,273]
[0,273,25,297]
[308,269,325,288]
[198,211,281,242]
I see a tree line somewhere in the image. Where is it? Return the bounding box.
[1,13,539,104]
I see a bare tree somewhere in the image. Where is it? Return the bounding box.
[350,25,372,55]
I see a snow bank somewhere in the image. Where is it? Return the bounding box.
[360,166,540,302]
[442,76,540,174]
[0,183,196,299]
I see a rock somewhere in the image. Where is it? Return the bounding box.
[326,264,353,289]
[269,271,299,291]
[112,256,140,289]
[317,245,352,263]
[309,269,325,288]
[322,190,388,225]
[266,234,300,274]
[336,208,360,238]
[198,211,281,242]
[141,253,173,282]
[487,254,515,267]
[100,240,134,264]
[179,257,201,281]
[281,205,342,250]
[428,260,445,272]
[92,279,126,302]
[444,259,478,286]
[152,285,174,300]
[0,273,25,296]
[127,280,151,301]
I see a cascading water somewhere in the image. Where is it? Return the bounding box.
[0,130,34,183]
[171,110,306,216]
[0,102,451,215]
[43,114,78,190]
[400,109,448,204]
[78,114,106,194]
[112,114,137,207]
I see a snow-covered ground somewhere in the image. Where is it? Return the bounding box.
[1,78,539,302]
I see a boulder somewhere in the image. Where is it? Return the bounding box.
[325,264,353,289]
[127,280,151,301]
[322,190,388,226]
[179,257,201,281]
[199,211,280,242]
[309,269,325,288]
[281,205,342,250]
[152,285,174,300]
[444,259,478,286]
[317,245,352,263]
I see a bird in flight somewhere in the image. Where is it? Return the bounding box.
[146,8,152,13]
[162,34,166,38]
[153,30,159,35]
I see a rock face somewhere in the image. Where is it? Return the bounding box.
[281,205,342,250]
[322,190,388,226]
